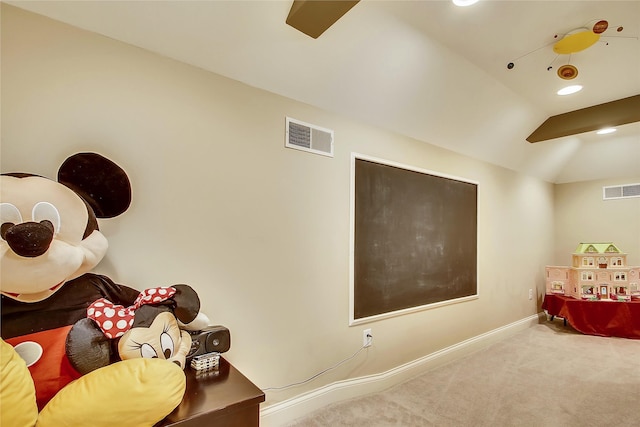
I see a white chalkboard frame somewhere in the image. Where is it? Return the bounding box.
[349,153,479,326]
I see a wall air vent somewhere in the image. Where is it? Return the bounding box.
[603,183,640,200]
[285,117,334,157]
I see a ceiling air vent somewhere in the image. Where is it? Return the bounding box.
[603,183,640,200]
[285,117,334,157]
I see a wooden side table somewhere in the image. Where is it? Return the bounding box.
[156,357,265,427]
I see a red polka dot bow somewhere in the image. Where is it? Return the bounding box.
[87,287,177,339]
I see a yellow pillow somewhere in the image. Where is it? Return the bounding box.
[37,358,186,427]
[0,338,39,427]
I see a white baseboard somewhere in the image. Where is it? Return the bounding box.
[260,312,544,427]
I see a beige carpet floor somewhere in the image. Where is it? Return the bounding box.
[287,318,640,426]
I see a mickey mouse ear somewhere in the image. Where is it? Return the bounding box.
[58,153,131,218]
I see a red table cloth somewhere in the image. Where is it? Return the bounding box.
[542,294,640,339]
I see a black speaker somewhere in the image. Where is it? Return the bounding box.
[187,325,231,361]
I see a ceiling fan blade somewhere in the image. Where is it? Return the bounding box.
[527,94,640,143]
[286,0,360,39]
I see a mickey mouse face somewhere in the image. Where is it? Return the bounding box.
[1,153,132,303]
[0,176,108,302]
[117,311,192,369]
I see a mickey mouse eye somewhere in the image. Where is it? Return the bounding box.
[160,332,174,359]
[140,343,158,359]
[1,204,23,240]
[1,203,23,226]
[32,202,61,235]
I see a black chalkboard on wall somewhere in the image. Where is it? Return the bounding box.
[350,155,478,324]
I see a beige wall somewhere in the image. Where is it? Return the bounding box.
[554,178,640,266]
[1,4,554,406]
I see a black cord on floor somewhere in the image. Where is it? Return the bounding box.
[263,343,369,391]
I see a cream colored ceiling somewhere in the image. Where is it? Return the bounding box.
[7,0,640,183]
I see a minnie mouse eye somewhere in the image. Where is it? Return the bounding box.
[32,202,61,235]
[160,332,174,359]
[140,343,158,359]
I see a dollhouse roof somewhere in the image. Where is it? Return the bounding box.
[574,243,623,255]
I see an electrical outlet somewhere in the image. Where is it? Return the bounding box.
[528,289,533,300]
[363,328,373,347]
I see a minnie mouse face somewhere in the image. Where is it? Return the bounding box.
[118,307,192,369]
[67,285,201,375]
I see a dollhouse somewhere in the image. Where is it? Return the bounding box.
[546,243,640,301]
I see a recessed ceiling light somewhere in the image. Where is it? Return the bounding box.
[452,0,479,6]
[596,128,617,135]
[557,85,583,96]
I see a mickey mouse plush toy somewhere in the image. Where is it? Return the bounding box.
[0,153,207,427]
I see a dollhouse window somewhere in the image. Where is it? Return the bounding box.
[611,258,623,266]
[582,285,594,294]
[581,272,593,280]
[582,257,594,266]
[614,272,626,281]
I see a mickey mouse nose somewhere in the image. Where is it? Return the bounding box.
[1,220,54,257]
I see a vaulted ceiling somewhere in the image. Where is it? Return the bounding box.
[8,0,640,183]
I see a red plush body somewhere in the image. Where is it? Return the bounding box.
[1,273,139,408]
